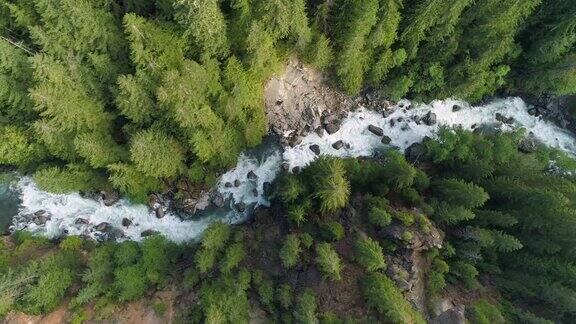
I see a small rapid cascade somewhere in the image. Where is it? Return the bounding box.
[7,97,576,242]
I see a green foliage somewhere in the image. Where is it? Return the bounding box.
[59,236,83,252]
[201,221,231,252]
[114,264,147,301]
[33,164,108,193]
[280,234,302,269]
[354,233,386,272]
[468,299,505,324]
[277,284,293,309]
[361,272,425,324]
[130,129,184,179]
[320,221,345,242]
[0,125,44,168]
[219,243,245,273]
[382,151,417,190]
[315,243,342,281]
[287,201,311,227]
[433,178,489,209]
[310,157,351,213]
[174,0,230,59]
[141,235,173,285]
[365,195,392,228]
[293,289,318,324]
[20,253,76,314]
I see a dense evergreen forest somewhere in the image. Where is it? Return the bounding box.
[0,0,575,199]
[2,130,576,323]
[1,0,576,323]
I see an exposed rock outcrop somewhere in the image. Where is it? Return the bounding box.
[264,58,351,144]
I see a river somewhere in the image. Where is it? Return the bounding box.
[2,97,575,243]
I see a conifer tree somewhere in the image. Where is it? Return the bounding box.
[330,0,379,94]
[129,129,184,179]
[174,0,230,60]
[0,39,35,121]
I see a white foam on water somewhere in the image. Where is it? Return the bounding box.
[283,97,576,168]
[217,150,283,207]
[10,97,576,242]
[12,178,213,243]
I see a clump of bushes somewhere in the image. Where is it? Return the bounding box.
[315,243,342,281]
[354,233,386,272]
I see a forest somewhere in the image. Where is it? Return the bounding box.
[2,130,576,323]
[0,0,575,199]
[1,0,576,323]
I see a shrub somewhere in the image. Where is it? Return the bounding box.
[257,278,275,312]
[287,200,311,226]
[293,289,318,324]
[369,206,392,228]
[278,173,306,203]
[220,243,245,273]
[300,233,314,249]
[381,151,416,189]
[114,241,140,266]
[393,210,415,226]
[450,261,479,289]
[320,311,343,324]
[315,243,342,281]
[354,234,386,272]
[468,299,505,324]
[59,236,83,252]
[201,221,230,251]
[320,221,345,241]
[280,234,302,269]
[196,248,217,274]
[114,264,147,301]
[277,284,294,309]
[361,272,425,324]
[152,301,167,316]
[141,235,172,285]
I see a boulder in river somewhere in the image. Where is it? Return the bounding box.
[102,190,120,206]
[235,202,246,212]
[332,140,344,150]
[155,208,165,219]
[315,127,325,137]
[281,163,290,172]
[211,191,227,208]
[247,171,258,181]
[423,111,437,126]
[234,179,241,187]
[75,218,89,225]
[121,218,132,227]
[141,229,160,237]
[324,122,340,135]
[381,136,392,144]
[95,222,112,232]
[452,104,462,112]
[368,124,384,136]
[224,182,232,188]
[309,144,321,155]
[292,166,301,174]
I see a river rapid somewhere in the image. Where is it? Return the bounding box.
[3,97,575,243]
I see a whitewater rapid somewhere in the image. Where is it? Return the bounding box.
[9,97,576,242]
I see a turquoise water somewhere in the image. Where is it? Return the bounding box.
[0,172,20,233]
